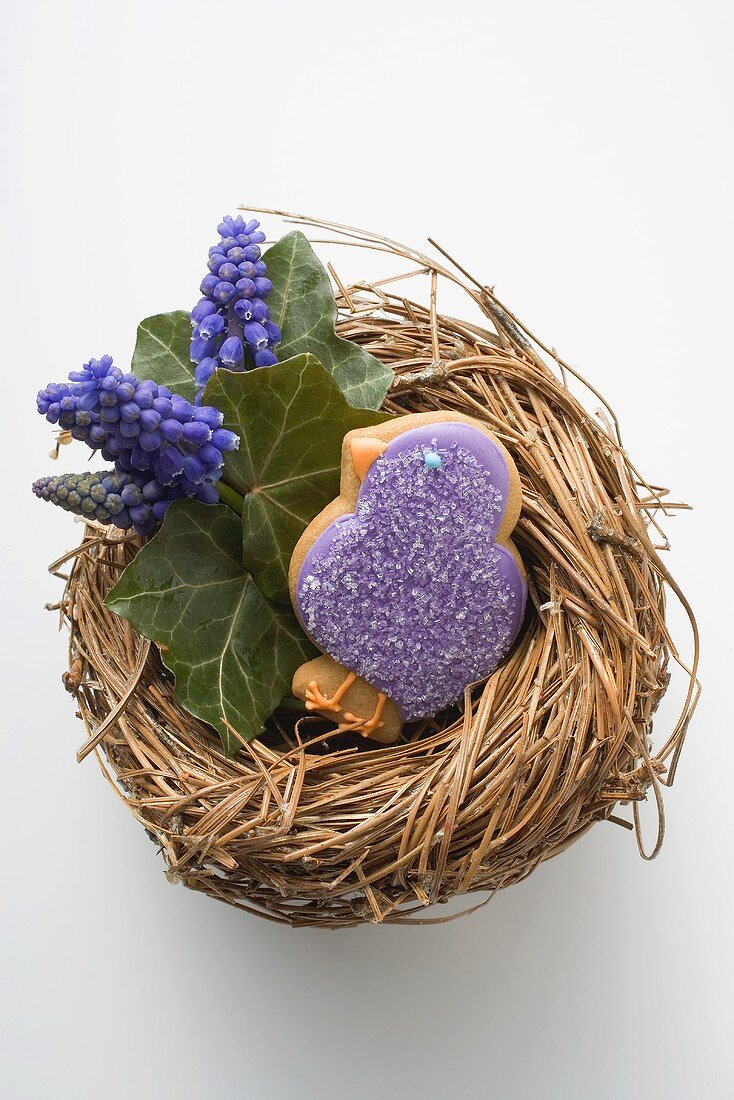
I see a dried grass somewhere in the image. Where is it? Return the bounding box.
[49,213,700,927]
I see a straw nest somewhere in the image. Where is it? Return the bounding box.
[50,212,700,928]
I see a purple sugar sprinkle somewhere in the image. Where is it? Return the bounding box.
[295,423,527,721]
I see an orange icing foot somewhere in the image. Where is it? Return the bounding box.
[304,671,357,715]
[341,692,388,738]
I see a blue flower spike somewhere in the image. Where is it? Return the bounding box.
[32,469,180,536]
[35,355,239,532]
[189,214,281,400]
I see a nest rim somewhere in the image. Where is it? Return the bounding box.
[52,212,700,928]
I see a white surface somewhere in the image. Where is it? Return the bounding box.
[2,2,732,1097]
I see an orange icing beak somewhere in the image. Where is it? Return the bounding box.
[350,437,388,481]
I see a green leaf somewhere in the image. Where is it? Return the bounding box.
[131,311,197,401]
[263,231,393,410]
[204,354,391,604]
[105,500,314,754]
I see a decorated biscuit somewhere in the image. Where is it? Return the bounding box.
[289,411,527,743]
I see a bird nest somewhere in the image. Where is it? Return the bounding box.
[50,213,700,928]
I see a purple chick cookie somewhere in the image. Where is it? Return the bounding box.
[295,421,527,721]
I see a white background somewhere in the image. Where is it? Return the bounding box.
[2,2,732,1097]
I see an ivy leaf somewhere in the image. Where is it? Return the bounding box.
[204,355,391,604]
[131,311,197,401]
[263,231,393,410]
[106,500,314,754]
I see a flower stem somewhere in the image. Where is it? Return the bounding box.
[216,479,245,515]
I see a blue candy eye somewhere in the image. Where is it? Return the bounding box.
[423,450,442,469]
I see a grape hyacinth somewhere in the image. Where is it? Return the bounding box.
[36,355,239,512]
[190,214,281,398]
[32,470,185,536]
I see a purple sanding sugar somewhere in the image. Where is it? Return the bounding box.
[296,422,527,720]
